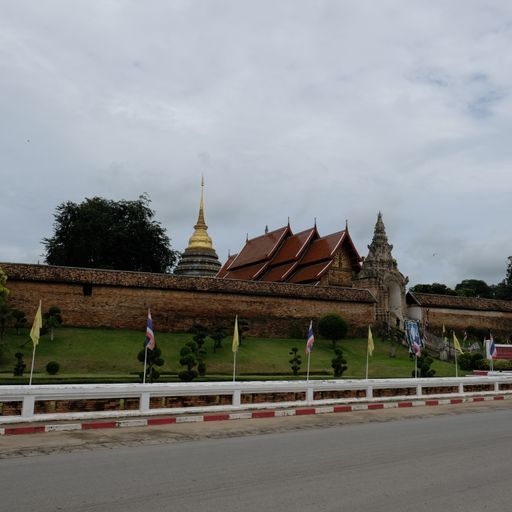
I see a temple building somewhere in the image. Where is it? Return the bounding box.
[217,222,363,286]
[174,179,221,277]
[218,212,409,326]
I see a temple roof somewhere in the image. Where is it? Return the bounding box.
[227,226,291,270]
[218,223,362,284]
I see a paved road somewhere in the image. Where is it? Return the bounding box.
[1,404,512,511]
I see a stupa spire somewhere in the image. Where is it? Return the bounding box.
[187,176,213,250]
[363,211,394,268]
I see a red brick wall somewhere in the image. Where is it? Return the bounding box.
[426,308,512,338]
[2,263,376,337]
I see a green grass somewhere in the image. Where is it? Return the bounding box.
[0,326,457,383]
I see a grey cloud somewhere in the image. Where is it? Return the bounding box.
[1,1,511,288]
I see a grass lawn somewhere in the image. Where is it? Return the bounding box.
[0,326,457,383]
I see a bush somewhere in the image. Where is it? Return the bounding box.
[318,313,348,348]
[458,353,473,371]
[331,348,348,377]
[13,352,26,376]
[289,347,302,376]
[412,350,436,378]
[460,352,485,371]
[46,361,60,375]
[137,345,164,383]
[178,369,198,381]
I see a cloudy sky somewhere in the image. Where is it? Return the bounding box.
[1,1,511,287]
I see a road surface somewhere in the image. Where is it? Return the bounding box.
[1,402,511,511]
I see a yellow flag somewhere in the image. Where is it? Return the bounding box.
[232,315,239,353]
[453,332,463,354]
[30,300,43,347]
[368,326,374,356]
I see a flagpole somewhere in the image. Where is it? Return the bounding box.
[233,351,237,382]
[306,352,311,382]
[365,346,369,380]
[28,342,37,386]
[143,345,148,384]
[28,299,42,386]
[455,350,458,378]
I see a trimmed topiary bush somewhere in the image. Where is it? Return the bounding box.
[46,361,60,375]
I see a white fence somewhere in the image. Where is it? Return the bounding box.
[1,375,511,424]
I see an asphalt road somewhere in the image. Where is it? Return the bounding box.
[1,404,512,512]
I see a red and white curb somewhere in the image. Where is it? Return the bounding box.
[1,394,510,436]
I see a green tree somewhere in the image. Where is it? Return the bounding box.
[137,345,164,383]
[189,323,209,349]
[0,266,9,299]
[0,300,12,340]
[44,305,62,341]
[237,318,249,346]
[455,279,492,298]
[12,309,27,335]
[0,267,10,341]
[289,347,302,376]
[318,314,348,348]
[492,256,512,300]
[412,350,436,378]
[13,352,26,376]
[410,283,457,295]
[331,348,348,377]
[179,341,200,381]
[43,195,178,273]
[210,325,228,353]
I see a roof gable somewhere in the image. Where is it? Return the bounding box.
[271,227,319,266]
[227,226,291,270]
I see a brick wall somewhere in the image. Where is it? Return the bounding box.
[2,263,376,337]
[425,307,512,338]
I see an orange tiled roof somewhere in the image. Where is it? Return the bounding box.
[288,260,334,284]
[218,224,362,285]
[299,231,345,266]
[259,262,298,282]
[222,261,269,281]
[271,228,318,265]
[217,254,237,278]
[226,226,291,270]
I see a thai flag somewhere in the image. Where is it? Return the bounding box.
[145,309,156,351]
[306,321,315,354]
[489,333,496,359]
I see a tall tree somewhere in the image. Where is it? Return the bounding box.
[318,314,348,349]
[409,283,457,296]
[43,195,178,273]
[492,256,512,300]
[454,279,492,298]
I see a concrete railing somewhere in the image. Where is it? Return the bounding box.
[1,375,511,424]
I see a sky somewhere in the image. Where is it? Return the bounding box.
[1,0,512,288]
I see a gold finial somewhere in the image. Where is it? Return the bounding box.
[187,177,213,250]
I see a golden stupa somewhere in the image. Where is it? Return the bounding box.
[174,178,221,277]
